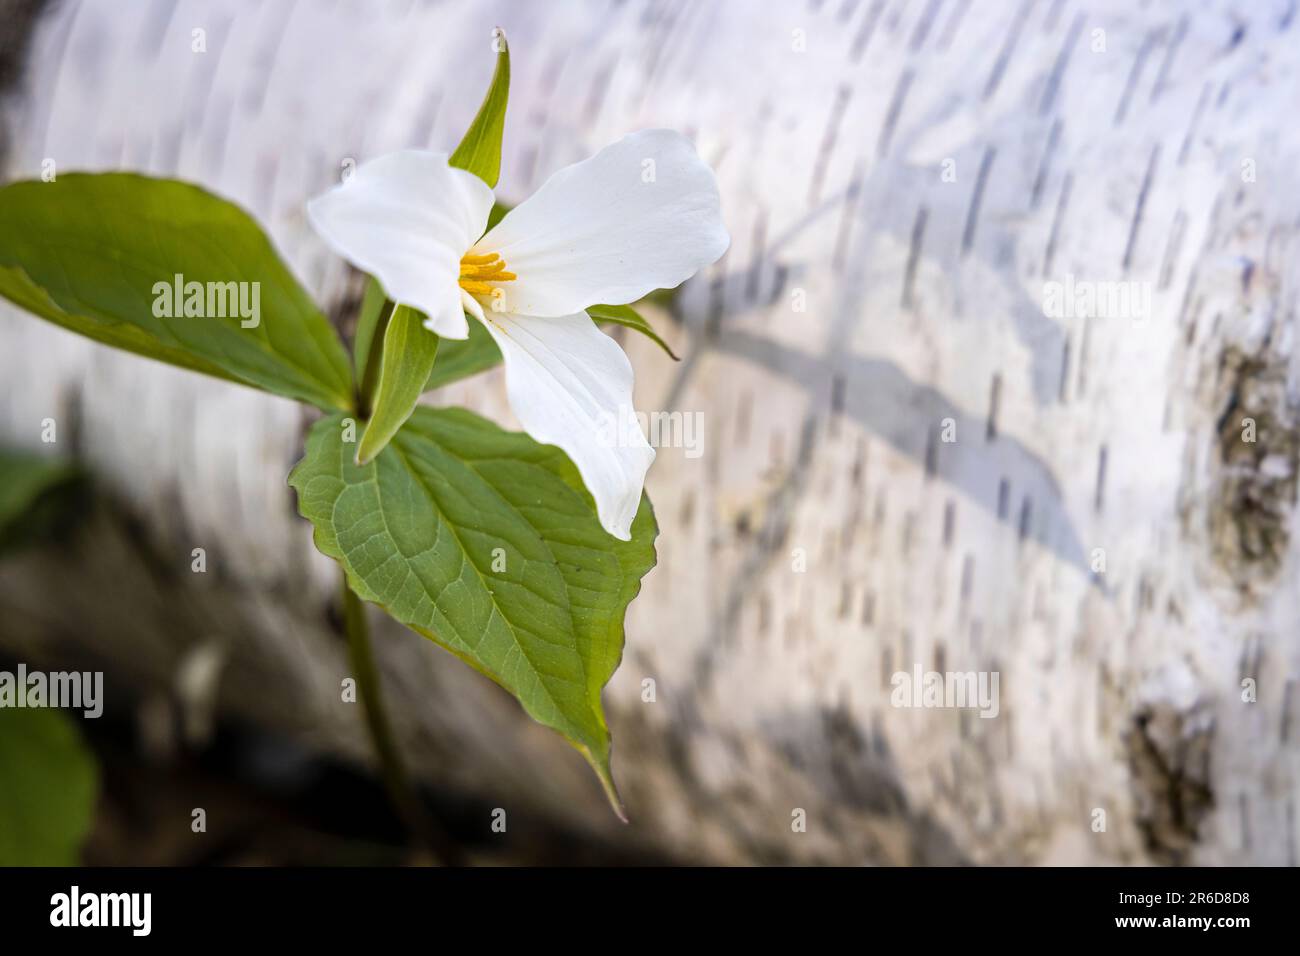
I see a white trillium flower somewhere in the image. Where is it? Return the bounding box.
[308,129,729,540]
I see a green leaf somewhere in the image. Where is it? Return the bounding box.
[448,30,510,187]
[352,275,388,384]
[289,407,657,815]
[0,708,98,865]
[588,302,680,360]
[357,305,439,465]
[423,316,502,392]
[0,449,87,556]
[0,174,355,411]
[486,200,511,231]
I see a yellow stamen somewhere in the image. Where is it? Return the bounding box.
[463,261,504,277]
[458,251,516,296]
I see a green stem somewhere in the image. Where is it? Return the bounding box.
[341,576,462,864]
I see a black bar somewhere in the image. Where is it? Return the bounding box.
[0,866,1275,942]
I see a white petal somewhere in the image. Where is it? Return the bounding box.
[459,289,485,324]
[308,150,494,339]
[479,311,655,539]
[475,130,729,317]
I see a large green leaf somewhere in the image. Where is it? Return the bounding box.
[0,174,354,411]
[289,407,657,813]
[0,708,98,865]
[356,304,439,465]
[448,31,510,187]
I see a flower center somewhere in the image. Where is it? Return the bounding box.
[458,252,516,296]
